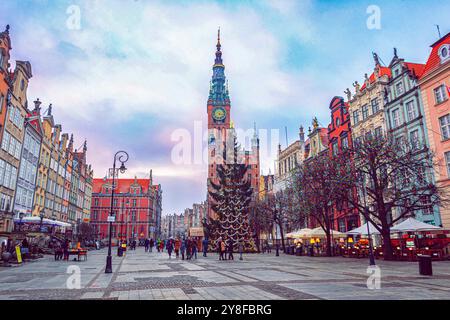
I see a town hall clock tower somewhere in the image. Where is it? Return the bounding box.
[206,29,260,219]
[207,29,232,217]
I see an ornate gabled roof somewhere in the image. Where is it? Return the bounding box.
[420,32,450,79]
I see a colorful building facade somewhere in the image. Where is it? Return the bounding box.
[385,50,441,225]
[90,175,162,243]
[419,32,450,228]
[0,25,13,235]
[347,54,391,144]
[274,126,305,193]
[327,96,359,232]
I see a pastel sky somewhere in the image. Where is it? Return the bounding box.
[0,0,449,216]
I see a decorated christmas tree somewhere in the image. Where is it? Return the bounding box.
[208,137,256,252]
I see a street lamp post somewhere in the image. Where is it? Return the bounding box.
[19,212,24,232]
[105,150,129,274]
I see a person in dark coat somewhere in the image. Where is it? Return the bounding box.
[227,239,234,260]
[63,239,70,261]
[149,238,154,252]
[144,238,150,252]
[191,239,198,260]
[186,239,192,260]
[166,239,174,259]
[180,239,186,260]
[202,238,209,257]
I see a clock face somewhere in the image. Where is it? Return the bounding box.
[212,107,226,122]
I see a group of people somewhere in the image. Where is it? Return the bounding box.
[114,236,246,261]
[216,237,244,261]
[164,237,208,260]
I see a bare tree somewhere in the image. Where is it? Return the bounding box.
[290,152,346,256]
[338,133,448,260]
[249,198,274,252]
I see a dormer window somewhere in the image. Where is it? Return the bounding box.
[439,44,450,64]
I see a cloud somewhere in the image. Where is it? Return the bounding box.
[3,0,450,215]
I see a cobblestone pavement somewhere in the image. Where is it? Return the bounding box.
[1,248,449,300]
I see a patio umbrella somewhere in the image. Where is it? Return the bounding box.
[309,227,345,238]
[347,222,381,235]
[390,217,442,232]
[286,228,312,238]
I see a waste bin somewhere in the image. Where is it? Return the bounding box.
[418,255,432,276]
[117,246,123,257]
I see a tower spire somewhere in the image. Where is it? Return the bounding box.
[215,27,223,66]
[208,28,229,105]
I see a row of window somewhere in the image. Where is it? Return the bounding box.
[0,159,18,190]
[15,186,34,209]
[18,159,37,184]
[8,105,24,130]
[1,130,22,160]
[23,132,40,158]
[391,100,419,128]
[352,98,380,125]
[94,198,140,207]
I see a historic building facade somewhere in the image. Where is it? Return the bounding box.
[0,25,13,235]
[13,101,42,216]
[6,60,32,220]
[274,127,305,193]
[206,30,260,218]
[305,119,328,161]
[90,175,162,243]
[347,54,391,144]
[327,96,359,232]
[385,50,441,226]
[419,32,450,228]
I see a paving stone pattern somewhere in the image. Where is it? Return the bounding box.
[1,248,449,300]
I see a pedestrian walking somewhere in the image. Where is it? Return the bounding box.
[149,238,154,252]
[63,239,70,261]
[227,239,234,260]
[192,239,198,260]
[220,238,226,260]
[144,238,150,252]
[202,238,209,257]
[180,239,186,260]
[238,240,244,260]
[174,238,181,258]
[159,240,164,252]
[217,237,223,260]
[186,238,192,260]
[167,238,174,259]
[54,241,63,261]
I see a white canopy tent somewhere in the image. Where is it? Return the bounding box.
[347,222,381,235]
[14,216,72,228]
[308,227,346,238]
[286,228,312,239]
[390,217,442,233]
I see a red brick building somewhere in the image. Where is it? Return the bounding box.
[90,174,162,244]
[327,96,360,232]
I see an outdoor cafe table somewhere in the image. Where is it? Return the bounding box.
[67,248,87,261]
